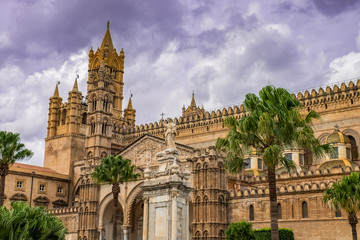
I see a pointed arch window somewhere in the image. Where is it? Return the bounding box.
[278,203,282,219]
[61,109,67,125]
[249,204,254,221]
[302,201,308,218]
[103,96,109,112]
[82,112,87,124]
[90,120,95,135]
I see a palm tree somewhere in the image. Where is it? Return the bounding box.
[91,155,139,240]
[0,131,33,206]
[323,172,360,240]
[0,201,67,240]
[216,85,330,240]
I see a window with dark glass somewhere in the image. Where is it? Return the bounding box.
[257,158,263,170]
[299,154,304,166]
[249,205,254,221]
[302,201,308,218]
[16,181,23,189]
[335,208,341,217]
[278,203,282,219]
[331,147,339,159]
[245,158,251,169]
[285,153,292,161]
[346,147,351,160]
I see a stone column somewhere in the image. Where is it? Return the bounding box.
[186,198,190,240]
[171,191,178,240]
[143,197,149,240]
[122,226,130,240]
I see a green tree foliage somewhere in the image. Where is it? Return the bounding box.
[253,228,294,240]
[216,86,330,240]
[323,172,360,240]
[91,155,139,240]
[225,221,255,240]
[0,131,33,206]
[0,201,67,240]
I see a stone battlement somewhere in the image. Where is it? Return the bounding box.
[48,206,78,215]
[229,165,359,199]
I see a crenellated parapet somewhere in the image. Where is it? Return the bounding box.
[48,206,79,215]
[228,165,358,199]
[113,79,360,149]
[295,80,360,113]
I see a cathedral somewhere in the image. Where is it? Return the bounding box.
[3,22,360,240]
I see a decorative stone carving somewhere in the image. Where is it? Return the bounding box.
[164,118,177,149]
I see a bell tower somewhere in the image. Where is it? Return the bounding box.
[79,21,129,240]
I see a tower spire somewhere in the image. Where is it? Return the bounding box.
[100,21,114,52]
[127,97,133,109]
[53,84,59,97]
[190,91,196,108]
[72,78,79,91]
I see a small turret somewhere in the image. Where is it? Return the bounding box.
[124,97,136,126]
[182,91,205,117]
[68,78,82,133]
[47,84,62,137]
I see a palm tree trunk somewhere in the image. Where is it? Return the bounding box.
[112,184,120,240]
[348,212,358,240]
[0,164,9,206]
[268,166,279,240]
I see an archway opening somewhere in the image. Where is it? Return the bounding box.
[129,192,144,240]
[101,200,124,240]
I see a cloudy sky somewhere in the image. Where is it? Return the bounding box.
[1,0,360,166]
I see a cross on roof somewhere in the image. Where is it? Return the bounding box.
[160,112,165,120]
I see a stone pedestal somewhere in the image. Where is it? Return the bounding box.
[142,149,191,240]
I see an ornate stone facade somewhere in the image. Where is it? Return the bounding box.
[2,22,360,240]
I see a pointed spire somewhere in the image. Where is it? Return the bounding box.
[53,84,59,97]
[190,91,196,108]
[127,97,133,109]
[100,21,114,52]
[72,78,79,91]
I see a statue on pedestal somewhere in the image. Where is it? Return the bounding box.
[164,118,176,149]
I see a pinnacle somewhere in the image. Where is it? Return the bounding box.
[100,21,114,52]
[72,78,79,91]
[190,91,196,108]
[127,97,133,110]
[53,84,59,97]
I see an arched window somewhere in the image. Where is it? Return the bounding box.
[195,196,201,221]
[102,121,107,135]
[219,230,225,240]
[195,231,201,240]
[335,208,342,217]
[348,135,358,160]
[203,196,208,221]
[203,162,208,189]
[92,96,97,111]
[249,205,254,221]
[90,120,95,135]
[103,96,109,112]
[203,230,209,240]
[61,109,67,125]
[278,203,282,219]
[82,112,87,124]
[219,195,224,220]
[302,201,308,218]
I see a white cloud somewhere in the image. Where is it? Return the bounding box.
[327,51,360,84]
[0,49,88,166]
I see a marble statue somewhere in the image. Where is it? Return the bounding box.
[164,118,177,149]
